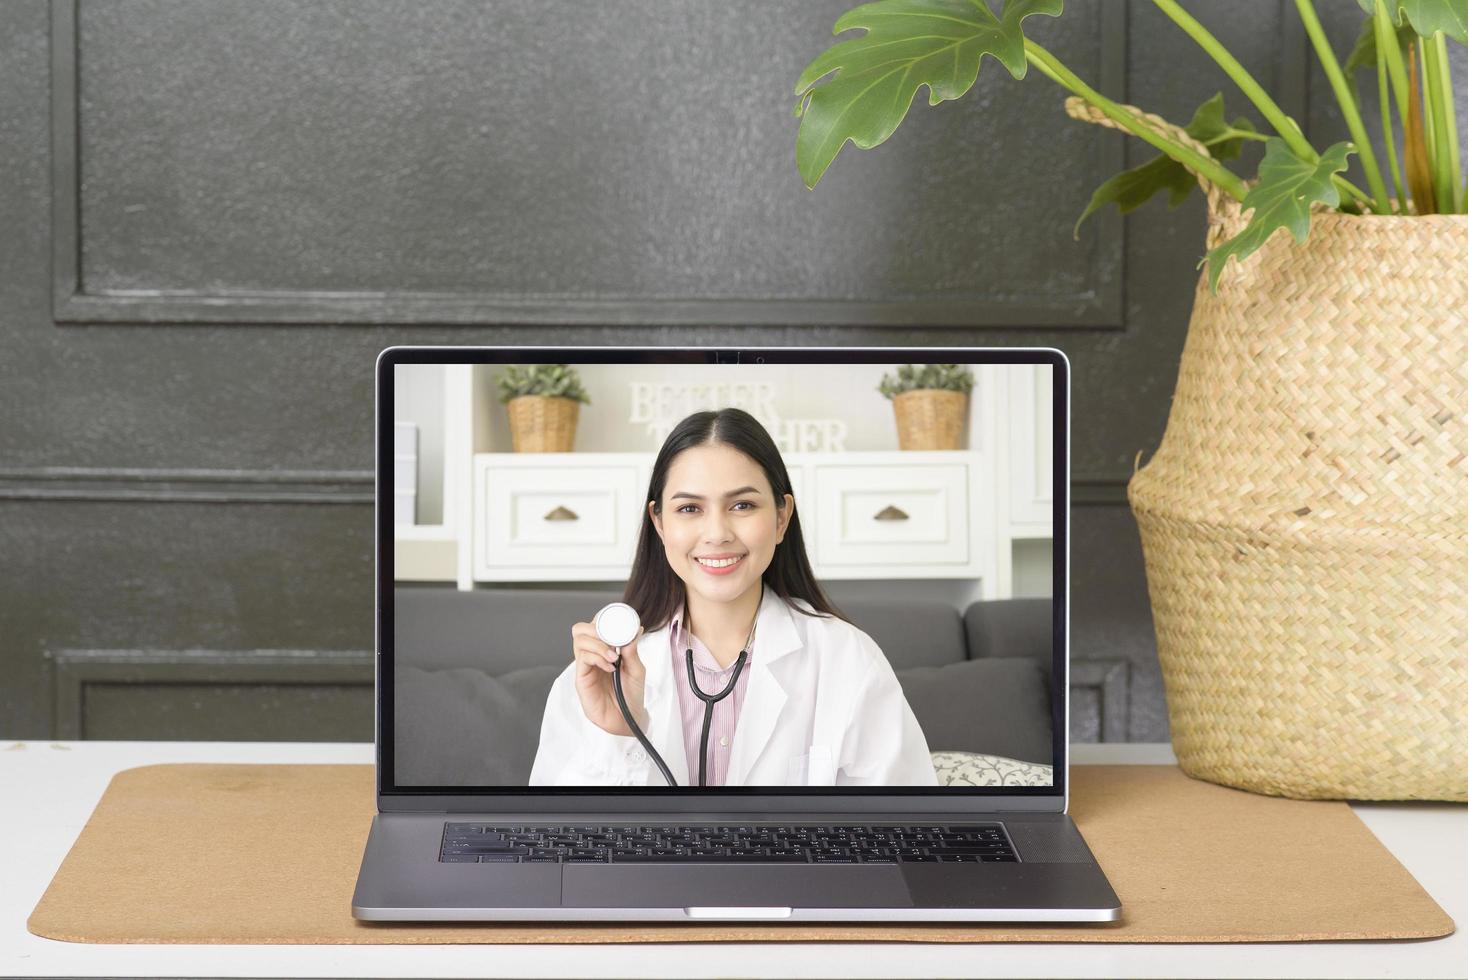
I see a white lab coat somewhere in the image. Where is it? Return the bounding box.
[529,589,937,787]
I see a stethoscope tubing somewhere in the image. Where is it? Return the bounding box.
[610,646,747,788]
[686,647,748,787]
[610,651,678,787]
[606,585,760,788]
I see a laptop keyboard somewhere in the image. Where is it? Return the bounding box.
[439,823,1017,864]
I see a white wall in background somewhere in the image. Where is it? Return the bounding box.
[483,363,977,454]
[394,364,445,525]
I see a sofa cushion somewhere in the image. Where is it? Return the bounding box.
[963,597,1055,681]
[841,598,968,670]
[394,664,561,786]
[896,658,1052,765]
[394,586,616,672]
[396,587,971,674]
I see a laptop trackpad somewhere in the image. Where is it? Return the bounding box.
[562,864,912,909]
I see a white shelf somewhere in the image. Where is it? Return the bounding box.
[393,362,1054,603]
[394,525,456,542]
[391,363,473,587]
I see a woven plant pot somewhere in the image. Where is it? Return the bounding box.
[506,395,579,453]
[892,389,967,450]
[1066,97,1468,801]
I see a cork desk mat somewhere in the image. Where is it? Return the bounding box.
[27,764,1453,945]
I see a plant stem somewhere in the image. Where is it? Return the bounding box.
[1404,42,1438,212]
[1379,54,1407,211]
[1421,33,1454,211]
[1151,0,1317,161]
[1212,128,1270,144]
[1024,41,1250,202]
[1432,32,1461,212]
[1373,0,1409,211]
[1294,0,1392,213]
[1374,0,1411,120]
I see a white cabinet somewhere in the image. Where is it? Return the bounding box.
[474,455,647,581]
[809,459,973,574]
[471,451,995,590]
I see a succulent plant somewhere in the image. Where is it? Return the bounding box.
[877,364,975,400]
[496,364,591,405]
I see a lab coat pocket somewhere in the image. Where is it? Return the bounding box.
[789,746,835,785]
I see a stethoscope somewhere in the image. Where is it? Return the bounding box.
[593,591,757,788]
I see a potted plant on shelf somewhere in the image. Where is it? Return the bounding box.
[878,363,975,450]
[795,0,1467,801]
[497,364,591,453]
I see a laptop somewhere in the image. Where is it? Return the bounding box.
[353,345,1121,922]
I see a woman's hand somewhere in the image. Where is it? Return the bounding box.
[571,621,647,737]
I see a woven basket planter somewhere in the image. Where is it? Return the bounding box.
[1061,96,1468,801]
[506,395,579,453]
[1129,195,1468,801]
[892,389,967,450]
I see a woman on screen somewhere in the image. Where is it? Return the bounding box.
[529,408,936,787]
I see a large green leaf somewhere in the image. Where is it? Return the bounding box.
[1074,93,1256,234]
[792,0,1062,188]
[1354,0,1468,42]
[1205,139,1354,292]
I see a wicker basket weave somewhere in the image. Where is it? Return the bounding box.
[1069,99,1468,800]
[506,395,579,453]
[893,389,967,450]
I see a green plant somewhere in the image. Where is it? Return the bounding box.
[878,363,976,399]
[496,364,591,405]
[794,0,1468,290]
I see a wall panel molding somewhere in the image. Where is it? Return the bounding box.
[1069,658,1130,743]
[1072,476,1130,507]
[1,467,1131,506]
[50,648,375,739]
[49,0,1129,329]
[0,467,373,503]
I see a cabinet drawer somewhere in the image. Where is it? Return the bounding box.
[812,464,968,566]
[479,463,643,569]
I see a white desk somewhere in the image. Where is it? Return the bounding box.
[2,741,1461,979]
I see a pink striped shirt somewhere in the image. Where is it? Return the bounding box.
[669,606,753,787]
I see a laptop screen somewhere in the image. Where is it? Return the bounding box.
[381,348,1064,798]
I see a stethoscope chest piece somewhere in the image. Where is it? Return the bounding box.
[594,601,641,650]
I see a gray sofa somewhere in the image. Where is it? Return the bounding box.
[393,587,1054,785]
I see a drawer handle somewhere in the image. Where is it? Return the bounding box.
[873,505,910,522]
[543,505,580,522]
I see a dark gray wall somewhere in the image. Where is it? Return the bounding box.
[2,0,1408,743]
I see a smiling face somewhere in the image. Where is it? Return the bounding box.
[649,442,794,613]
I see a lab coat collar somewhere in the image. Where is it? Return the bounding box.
[752,585,804,663]
[729,587,802,785]
[664,586,802,665]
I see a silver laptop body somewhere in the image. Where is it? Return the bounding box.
[353,346,1121,922]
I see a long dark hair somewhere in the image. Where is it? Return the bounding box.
[623,408,845,632]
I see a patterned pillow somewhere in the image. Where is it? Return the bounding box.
[931,751,1054,787]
